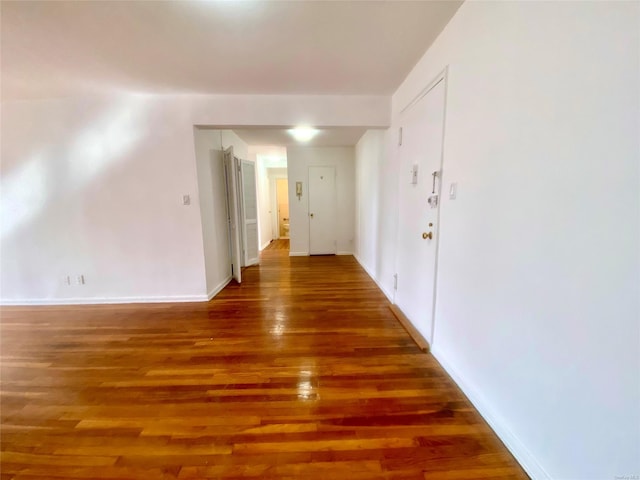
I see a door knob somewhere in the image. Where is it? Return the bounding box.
[422,232,432,240]
[310,213,314,218]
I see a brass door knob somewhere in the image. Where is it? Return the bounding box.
[422,232,432,240]
[310,213,314,218]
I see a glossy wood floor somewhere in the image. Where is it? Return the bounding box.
[262,239,290,251]
[1,249,528,479]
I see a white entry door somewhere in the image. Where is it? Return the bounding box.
[395,78,446,345]
[223,147,242,283]
[308,166,337,255]
[240,160,259,266]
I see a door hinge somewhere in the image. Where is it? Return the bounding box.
[398,127,403,146]
[393,273,398,290]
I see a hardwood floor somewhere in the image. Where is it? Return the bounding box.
[0,249,528,479]
[262,239,290,251]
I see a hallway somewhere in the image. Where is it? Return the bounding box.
[0,249,527,479]
[262,239,290,251]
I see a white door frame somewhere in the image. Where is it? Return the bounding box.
[269,173,288,240]
[223,147,242,283]
[308,165,337,255]
[394,66,449,346]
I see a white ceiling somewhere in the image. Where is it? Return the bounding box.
[1,1,462,101]
[234,127,370,147]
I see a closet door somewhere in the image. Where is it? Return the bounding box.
[240,160,259,266]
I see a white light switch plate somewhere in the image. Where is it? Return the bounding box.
[449,183,457,200]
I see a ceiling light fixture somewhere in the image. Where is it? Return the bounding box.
[289,126,318,142]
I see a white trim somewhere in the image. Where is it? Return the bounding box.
[353,253,394,303]
[429,66,449,346]
[308,165,337,255]
[289,251,309,257]
[207,275,232,300]
[431,344,550,480]
[400,66,448,114]
[337,251,353,256]
[269,173,288,240]
[0,294,209,306]
[395,66,449,347]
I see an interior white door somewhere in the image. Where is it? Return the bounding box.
[395,79,446,345]
[223,147,242,283]
[308,166,337,255]
[240,160,259,266]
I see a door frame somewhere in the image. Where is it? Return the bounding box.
[269,173,288,240]
[223,147,242,284]
[275,177,290,239]
[308,165,337,255]
[395,66,449,346]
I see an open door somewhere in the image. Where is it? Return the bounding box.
[223,147,242,283]
[240,160,259,266]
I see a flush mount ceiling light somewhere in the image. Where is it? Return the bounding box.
[289,127,318,142]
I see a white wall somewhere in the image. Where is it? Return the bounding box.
[355,1,640,478]
[193,129,248,298]
[354,129,395,299]
[1,94,388,304]
[0,96,208,303]
[287,146,355,256]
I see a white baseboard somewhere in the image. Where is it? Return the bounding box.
[337,251,353,255]
[207,275,232,300]
[259,240,271,251]
[0,294,209,306]
[430,345,550,480]
[353,253,394,302]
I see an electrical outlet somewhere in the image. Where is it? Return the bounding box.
[77,275,85,285]
[63,275,71,286]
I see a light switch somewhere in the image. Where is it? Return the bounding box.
[182,194,191,205]
[411,164,419,185]
[449,183,457,200]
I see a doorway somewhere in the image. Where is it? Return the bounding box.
[223,146,260,284]
[394,76,447,345]
[275,178,290,239]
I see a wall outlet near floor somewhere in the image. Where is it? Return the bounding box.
[77,275,85,285]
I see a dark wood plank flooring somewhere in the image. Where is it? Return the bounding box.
[0,248,528,479]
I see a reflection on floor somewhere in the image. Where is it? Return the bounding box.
[263,238,290,251]
[0,248,528,479]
